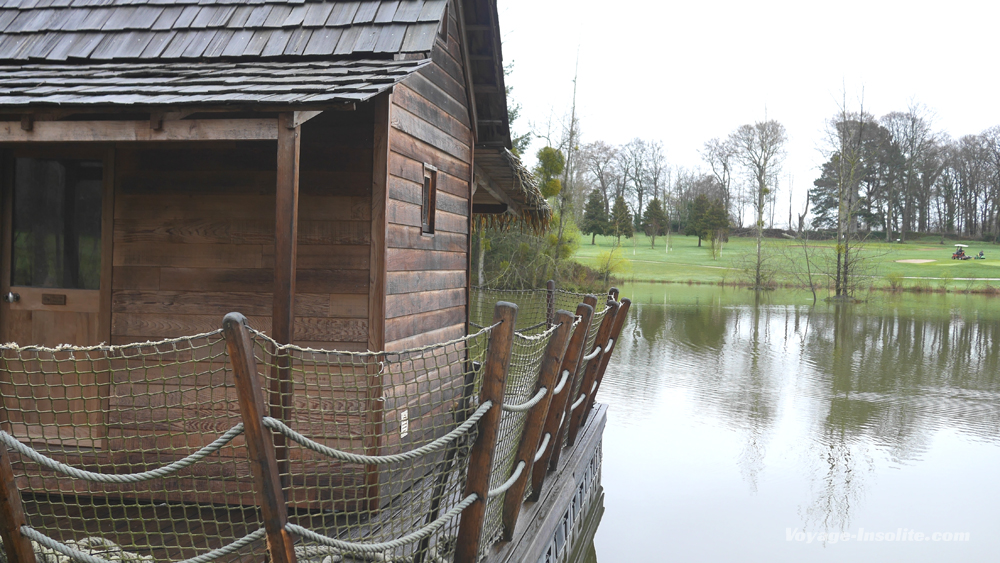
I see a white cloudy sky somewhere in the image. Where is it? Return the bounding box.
[498,0,1000,225]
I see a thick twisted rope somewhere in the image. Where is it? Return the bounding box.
[552,370,570,395]
[21,525,266,563]
[512,322,561,342]
[487,461,525,498]
[534,433,551,463]
[263,401,492,465]
[0,329,224,355]
[570,393,587,411]
[501,387,547,412]
[253,322,499,356]
[581,346,601,362]
[605,338,615,353]
[516,321,548,333]
[0,424,244,483]
[286,493,477,553]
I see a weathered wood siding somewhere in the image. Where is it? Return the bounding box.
[385,2,472,354]
[111,108,374,350]
[107,109,376,508]
[379,1,473,485]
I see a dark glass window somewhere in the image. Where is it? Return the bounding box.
[422,167,437,235]
[11,157,103,289]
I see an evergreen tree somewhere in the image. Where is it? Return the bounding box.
[685,194,710,246]
[611,195,633,244]
[641,197,669,248]
[581,189,609,244]
[704,198,730,258]
[686,195,729,251]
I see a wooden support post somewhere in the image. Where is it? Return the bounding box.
[608,287,619,302]
[566,299,618,447]
[532,301,593,497]
[584,298,630,417]
[501,309,574,539]
[0,442,36,563]
[455,302,517,563]
[366,92,391,512]
[545,279,556,327]
[270,112,301,480]
[222,313,297,563]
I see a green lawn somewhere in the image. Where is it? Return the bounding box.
[572,232,1000,293]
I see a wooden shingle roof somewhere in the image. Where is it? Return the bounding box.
[0,0,446,62]
[0,58,428,107]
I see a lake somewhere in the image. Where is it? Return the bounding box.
[592,284,1000,562]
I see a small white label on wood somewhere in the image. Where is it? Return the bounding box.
[400,410,409,439]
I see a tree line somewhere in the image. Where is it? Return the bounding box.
[810,105,1000,241]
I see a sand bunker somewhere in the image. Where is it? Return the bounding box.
[896,259,937,264]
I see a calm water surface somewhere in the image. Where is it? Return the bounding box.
[593,285,1000,562]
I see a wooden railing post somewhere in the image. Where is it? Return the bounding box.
[0,444,36,563]
[566,299,618,447]
[501,309,574,540]
[548,295,597,471]
[532,301,593,495]
[455,302,517,563]
[585,297,630,417]
[222,313,297,563]
[545,279,556,327]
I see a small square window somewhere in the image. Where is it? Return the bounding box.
[422,165,437,235]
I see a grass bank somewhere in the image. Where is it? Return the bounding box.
[572,233,1000,294]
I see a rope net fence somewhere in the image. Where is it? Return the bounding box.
[0,287,613,563]
[477,324,557,555]
[249,327,494,563]
[470,286,611,452]
[0,333,267,563]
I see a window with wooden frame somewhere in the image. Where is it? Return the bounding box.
[438,4,449,41]
[421,165,437,235]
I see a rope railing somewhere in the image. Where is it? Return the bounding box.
[552,369,571,395]
[487,461,525,498]
[260,401,492,465]
[581,346,601,362]
[501,387,547,412]
[284,493,478,554]
[534,434,551,463]
[0,424,245,484]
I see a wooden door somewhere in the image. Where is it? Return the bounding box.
[0,148,111,449]
[1,150,106,346]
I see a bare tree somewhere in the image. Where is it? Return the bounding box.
[730,120,787,290]
[702,137,737,220]
[581,141,620,214]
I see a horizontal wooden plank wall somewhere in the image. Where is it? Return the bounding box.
[385,3,472,354]
[106,109,376,507]
[111,107,375,351]
[379,2,474,497]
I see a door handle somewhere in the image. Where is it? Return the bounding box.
[3,292,19,303]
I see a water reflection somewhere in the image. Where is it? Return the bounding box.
[594,286,1000,562]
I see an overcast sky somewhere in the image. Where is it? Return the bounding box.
[498,0,1000,226]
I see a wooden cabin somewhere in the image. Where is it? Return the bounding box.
[0,0,550,509]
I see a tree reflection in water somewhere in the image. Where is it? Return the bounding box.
[595,288,1000,560]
